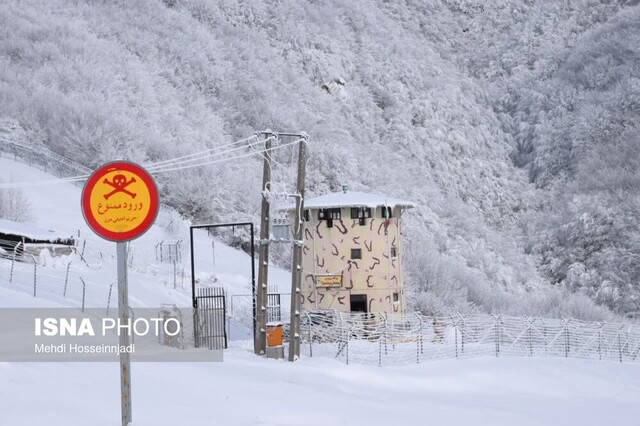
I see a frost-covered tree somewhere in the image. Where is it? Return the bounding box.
[1,0,637,317]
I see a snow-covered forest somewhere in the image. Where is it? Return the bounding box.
[1,0,638,318]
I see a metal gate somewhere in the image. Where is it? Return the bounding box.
[194,287,227,349]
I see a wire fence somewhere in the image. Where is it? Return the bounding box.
[229,291,291,326]
[0,136,180,226]
[0,138,91,185]
[299,311,640,366]
[1,256,112,311]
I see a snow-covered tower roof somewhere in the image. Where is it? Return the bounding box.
[303,190,415,210]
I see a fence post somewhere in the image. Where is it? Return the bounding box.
[9,243,20,283]
[10,255,15,283]
[305,311,313,358]
[80,277,86,312]
[63,262,71,297]
[33,261,37,297]
[526,316,533,357]
[618,328,623,363]
[106,282,114,315]
[452,315,459,359]
[598,323,603,361]
[459,313,465,354]
[416,313,423,364]
[563,318,570,358]
[346,321,350,366]
[494,314,501,357]
[173,259,177,289]
[383,313,388,356]
[378,331,382,367]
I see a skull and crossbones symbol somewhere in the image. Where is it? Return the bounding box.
[103,174,137,200]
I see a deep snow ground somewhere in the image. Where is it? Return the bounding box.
[1,349,639,426]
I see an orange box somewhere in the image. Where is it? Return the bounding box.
[266,323,283,347]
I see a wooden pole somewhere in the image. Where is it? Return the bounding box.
[255,134,273,355]
[288,136,307,361]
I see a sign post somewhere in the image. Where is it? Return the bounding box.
[117,241,132,424]
[81,161,159,426]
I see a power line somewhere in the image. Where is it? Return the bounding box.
[0,174,88,189]
[143,134,259,169]
[149,138,303,175]
[145,136,275,173]
[1,134,262,188]
[0,137,303,188]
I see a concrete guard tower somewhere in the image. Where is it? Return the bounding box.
[298,187,414,316]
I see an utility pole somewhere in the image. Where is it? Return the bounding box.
[288,135,307,361]
[255,132,273,355]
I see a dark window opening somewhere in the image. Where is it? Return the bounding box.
[327,218,333,228]
[391,246,397,258]
[351,248,362,260]
[393,292,399,303]
[303,209,310,222]
[350,207,372,220]
[381,206,393,219]
[319,208,341,221]
[350,294,368,313]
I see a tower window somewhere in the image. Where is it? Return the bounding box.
[350,248,362,260]
[393,292,399,303]
[381,206,393,218]
[351,207,371,226]
[391,246,397,258]
[350,207,372,219]
[303,209,310,221]
[319,208,341,221]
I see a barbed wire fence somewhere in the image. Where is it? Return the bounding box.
[297,311,640,366]
[0,137,180,228]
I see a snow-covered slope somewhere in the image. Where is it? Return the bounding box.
[0,156,290,315]
[3,0,638,315]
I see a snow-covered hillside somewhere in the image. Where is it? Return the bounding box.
[0,155,290,319]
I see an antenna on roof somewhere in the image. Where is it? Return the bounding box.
[342,184,348,194]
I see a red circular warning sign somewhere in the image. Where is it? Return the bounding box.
[81,161,159,242]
